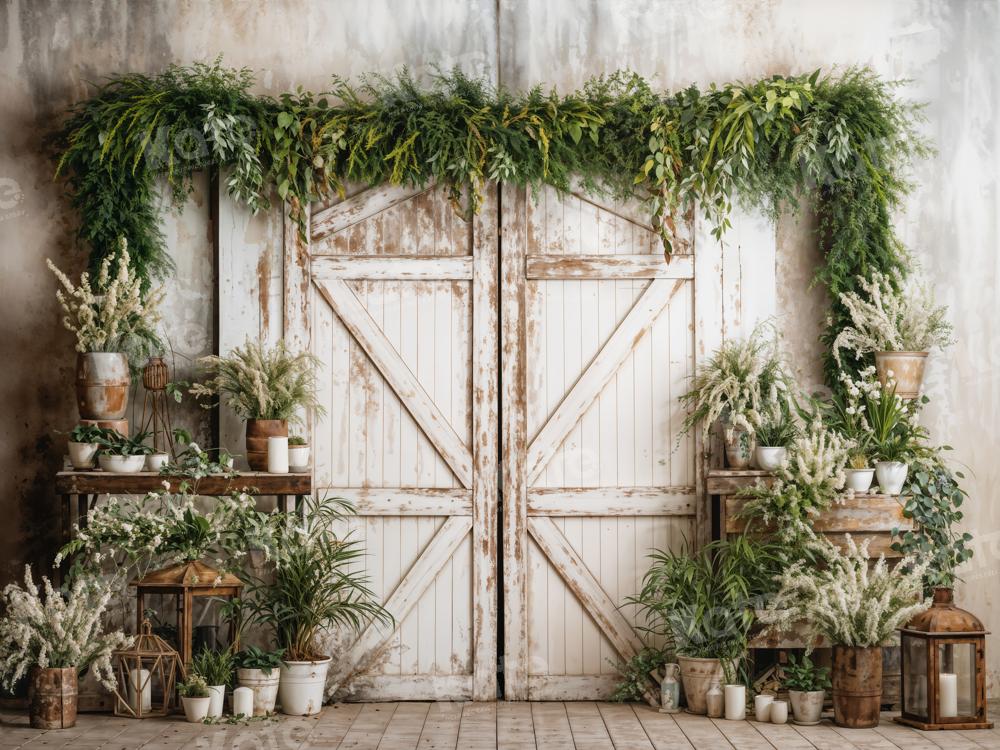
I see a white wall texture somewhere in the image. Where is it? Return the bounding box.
[1,0,998,690]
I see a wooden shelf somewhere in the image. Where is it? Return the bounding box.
[56,470,312,495]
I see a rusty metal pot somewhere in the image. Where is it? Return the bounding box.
[29,666,78,729]
[833,644,882,728]
[245,419,287,471]
[76,352,130,420]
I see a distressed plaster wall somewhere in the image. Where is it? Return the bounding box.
[2,0,999,689]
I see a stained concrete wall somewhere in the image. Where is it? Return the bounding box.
[2,0,999,688]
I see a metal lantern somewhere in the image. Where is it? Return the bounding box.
[132,560,243,667]
[112,620,185,718]
[896,587,993,730]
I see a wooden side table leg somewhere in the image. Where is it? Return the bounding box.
[59,494,71,585]
[77,493,90,530]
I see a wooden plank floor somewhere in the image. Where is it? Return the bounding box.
[3,704,1000,749]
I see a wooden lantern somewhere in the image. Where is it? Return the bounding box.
[112,620,185,718]
[896,587,993,730]
[131,560,243,667]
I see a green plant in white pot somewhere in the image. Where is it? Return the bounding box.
[94,428,153,473]
[753,411,797,472]
[630,536,781,714]
[48,238,164,420]
[242,497,391,715]
[287,435,310,472]
[67,424,104,470]
[781,653,830,725]
[833,270,953,399]
[866,381,926,495]
[679,325,795,469]
[178,674,211,723]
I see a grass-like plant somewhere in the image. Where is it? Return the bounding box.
[755,411,798,448]
[833,270,953,363]
[679,325,796,443]
[191,339,324,422]
[191,647,236,687]
[761,532,929,647]
[241,497,392,662]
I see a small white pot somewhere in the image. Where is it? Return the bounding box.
[770,700,788,724]
[724,684,746,721]
[845,468,875,493]
[875,461,908,495]
[288,444,310,472]
[98,454,146,473]
[68,442,99,470]
[207,685,225,718]
[754,447,787,472]
[181,696,211,723]
[278,657,331,716]
[146,452,169,472]
[754,693,774,722]
[236,668,280,716]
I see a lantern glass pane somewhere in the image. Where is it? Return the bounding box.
[903,634,928,718]
[938,642,977,718]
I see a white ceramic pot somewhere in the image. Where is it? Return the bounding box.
[789,689,824,725]
[724,684,746,721]
[845,468,875,493]
[182,696,211,723]
[68,441,99,470]
[754,693,774,722]
[207,685,225,719]
[236,668,280,716]
[146,452,169,472]
[288,444,310,472]
[98,454,146,473]
[770,700,788,724]
[279,657,331,716]
[754,447,787,472]
[875,461,908,495]
[267,436,289,474]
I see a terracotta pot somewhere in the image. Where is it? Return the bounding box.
[678,656,727,715]
[722,423,754,469]
[246,419,288,471]
[76,352,130,420]
[29,666,77,729]
[874,351,927,399]
[832,644,882,728]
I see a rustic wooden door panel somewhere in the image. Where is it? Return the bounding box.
[502,185,697,702]
[287,184,497,702]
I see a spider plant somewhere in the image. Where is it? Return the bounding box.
[94,428,153,456]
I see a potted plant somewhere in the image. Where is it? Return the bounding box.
[234,645,284,716]
[67,424,104,469]
[94,428,153,473]
[178,674,211,723]
[288,435,310,472]
[753,412,797,471]
[823,370,880,493]
[191,340,323,471]
[47,238,164,420]
[867,381,925,495]
[0,567,127,729]
[844,451,875,493]
[191,647,235,719]
[241,497,391,715]
[781,653,830,725]
[833,270,953,399]
[630,536,781,714]
[679,326,796,469]
[761,533,930,728]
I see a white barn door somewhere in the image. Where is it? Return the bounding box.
[501,185,699,701]
[284,183,498,701]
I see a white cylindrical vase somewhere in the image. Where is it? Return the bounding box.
[232,686,254,717]
[754,694,773,722]
[267,436,289,473]
[725,684,746,721]
[770,700,788,724]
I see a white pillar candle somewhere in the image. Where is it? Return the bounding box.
[232,686,254,717]
[754,694,773,722]
[770,700,788,724]
[267,436,289,473]
[724,684,746,721]
[939,673,958,718]
[127,668,151,714]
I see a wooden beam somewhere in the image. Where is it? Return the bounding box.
[471,183,499,702]
[315,278,474,489]
[310,183,430,241]
[318,488,472,516]
[526,254,694,280]
[339,675,472,702]
[328,516,472,693]
[527,487,696,516]
[527,675,622,701]
[526,278,685,484]
[284,203,312,442]
[311,255,473,280]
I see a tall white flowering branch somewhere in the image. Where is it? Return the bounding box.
[679,323,796,442]
[0,567,128,692]
[47,237,164,357]
[760,533,930,648]
[833,270,953,363]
